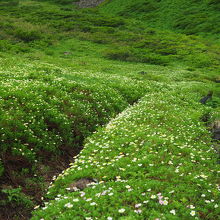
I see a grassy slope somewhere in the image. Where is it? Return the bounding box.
[0,0,219,219]
[101,0,220,39]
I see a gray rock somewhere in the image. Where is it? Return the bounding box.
[212,120,220,141]
[67,177,97,191]
[75,0,105,8]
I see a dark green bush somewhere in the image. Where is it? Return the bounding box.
[0,0,19,7]
[103,47,133,61]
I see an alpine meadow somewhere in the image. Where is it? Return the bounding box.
[0,0,219,219]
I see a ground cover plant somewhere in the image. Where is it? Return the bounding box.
[32,83,220,220]
[0,54,151,219]
[0,0,219,219]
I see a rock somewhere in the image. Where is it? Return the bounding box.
[138,71,147,75]
[199,91,213,104]
[75,0,105,8]
[67,177,97,191]
[64,51,71,55]
[212,120,220,141]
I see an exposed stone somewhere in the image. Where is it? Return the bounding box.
[199,91,213,104]
[138,71,148,75]
[67,177,97,191]
[75,0,105,8]
[212,120,220,141]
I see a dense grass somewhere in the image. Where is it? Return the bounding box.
[0,0,219,219]
[101,0,220,39]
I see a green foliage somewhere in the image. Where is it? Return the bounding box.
[0,0,219,219]
[0,0,19,7]
[1,188,33,208]
[101,0,220,37]
[32,85,219,220]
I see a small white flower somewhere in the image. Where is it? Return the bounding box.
[151,195,156,199]
[118,208,125,213]
[163,200,168,205]
[189,205,195,209]
[214,204,218,208]
[64,203,73,208]
[135,203,142,208]
[134,209,142,214]
[107,217,113,220]
[143,200,149,204]
[201,194,206,197]
[73,198,79,202]
[90,202,97,206]
[190,211,196,216]
[125,185,131,189]
[170,210,176,215]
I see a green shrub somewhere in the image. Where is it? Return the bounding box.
[1,188,33,209]
[103,47,133,62]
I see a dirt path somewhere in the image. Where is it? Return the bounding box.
[75,0,106,8]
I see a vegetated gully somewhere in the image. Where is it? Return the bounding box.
[1,87,218,220]
[0,85,142,220]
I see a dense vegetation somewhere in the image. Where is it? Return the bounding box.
[0,0,219,219]
[101,0,220,38]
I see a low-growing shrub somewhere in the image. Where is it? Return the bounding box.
[32,84,219,220]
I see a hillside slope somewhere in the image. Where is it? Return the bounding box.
[101,0,220,38]
[0,0,219,219]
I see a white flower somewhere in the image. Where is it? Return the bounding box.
[170,210,176,215]
[135,203,142,208]
[214,204,218,208]
[201,194,206,197]
[134,209,142,214]
[125,185,131,189]
[73,198,79,202]
[64,203,73,208]
[107,217,113,220]
[190,211,196,216]
[151,195,156,199]
[189,205,195,209]
[90,202,97,206]
[118,208,125,213]
[163,200,168,205]
[143,200,149,204]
